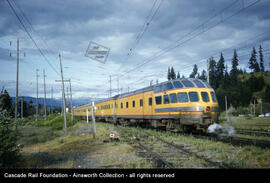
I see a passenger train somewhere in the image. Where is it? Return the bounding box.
[73,78,219,132]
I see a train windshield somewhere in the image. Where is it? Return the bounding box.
[189,92,199,102]
[169,93,177,103]
[201,92,210,102]
[211,92,217,102]
[182,80,195,87]
[178,92,189,103]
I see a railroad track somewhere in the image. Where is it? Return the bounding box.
[190,133,270,149]
[118,126,232,168]
[235,128,270,137]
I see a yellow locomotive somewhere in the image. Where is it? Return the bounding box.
[74,78,219,132]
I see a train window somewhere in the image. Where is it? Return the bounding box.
[204,81,211,88]
[132,100,135,107]
[173,81,183,88]
[178,92,189,102]
[126,102,129,108]
[166,82,174,90]
[189,92,199,102]
[148,97,152,106]
[154,85,163,93]
[169,93,177,103]
[121,103,123,109]
[155,96,162,105]
[182,80,195,87]
[193,80,205,88]
[140,99,143,107]
[201,92,209,102]
[211,92,217,102]
[163,95,170,104]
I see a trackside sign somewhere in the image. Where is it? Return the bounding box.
[85,41,110,64]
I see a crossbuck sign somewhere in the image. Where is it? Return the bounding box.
[85,41,110,64]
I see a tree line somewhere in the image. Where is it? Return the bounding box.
[167,45,270,112]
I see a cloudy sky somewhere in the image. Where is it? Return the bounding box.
[0,0,270,101]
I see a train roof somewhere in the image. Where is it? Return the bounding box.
[75,78,212,108]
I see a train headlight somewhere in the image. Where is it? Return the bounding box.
[206,106,211,111]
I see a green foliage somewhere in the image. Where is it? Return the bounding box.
[189,64,198,78]
[40,114,79,130]
[0,109,20,168]
[0,88,13,117]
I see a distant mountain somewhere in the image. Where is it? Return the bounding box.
[11,96,104,108]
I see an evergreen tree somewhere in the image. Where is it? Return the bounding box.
[189,64,198,78]
[259,45,264,72]
[217,53,225,85]
[0,87,13,116]
[223,65,230,88]
[171,67,176,80]
[249,47,260,72]
[177,72,180,79]
[199,70,207,81]
[208,57,218,89]
[167,67,171,80]
[230,49,239,86]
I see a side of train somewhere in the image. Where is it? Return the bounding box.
[73,78,219,132]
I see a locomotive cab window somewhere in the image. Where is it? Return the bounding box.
[140,99,143,107]
[201,92,210,102]
[148,97,152,106]
[154,85,163,93]
[169,93,177,103]
[211,91,217,102]
[155,96,162,105]
[193,80,205,88]
[163,95,170,104]
[189,92,199,102]
[178,92,189,103]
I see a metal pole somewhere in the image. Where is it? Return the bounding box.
[36,69,39,121]
[109,75,112,97]
[225,96,228,122]
[207,59,210,83]
[66,87,69,113]
[254,99,256,116]
[69,79,73,121]
[21,97,23,119]
[50,86,53,114]
[43,69,47,120]
[59,53,67,129]
[92,101,96,139]
[86,109,89,123]
[15,39,19,127]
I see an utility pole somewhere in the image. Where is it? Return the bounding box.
[59,53,67,129]
[51,86,53,115]
[10,39,24,129]
[66,86,69,113]
[109,75,112,97]
[92,101,96,139]
[36,69,39,122]
[207,59,210,83]
[43,69,47,120]
[117,76,119,95]
[69,79,73,121]
[55,79,72,120]
[225,96,228,122]
[21,97,23,119]
[254,99,256,116]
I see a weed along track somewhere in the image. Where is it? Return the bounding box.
[118,126,232,168]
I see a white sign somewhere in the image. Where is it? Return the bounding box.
[85,41,110,64]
